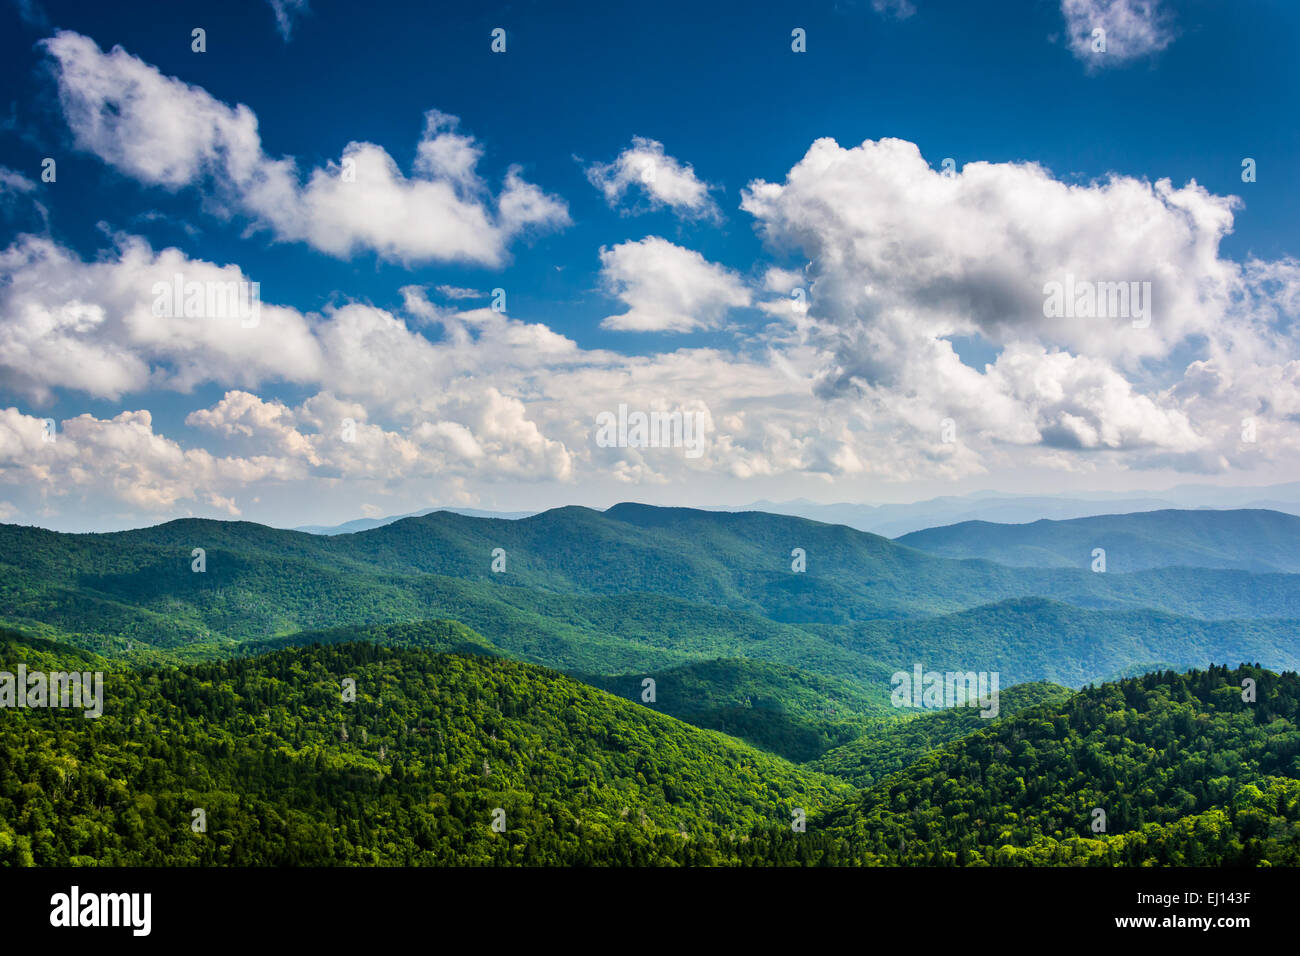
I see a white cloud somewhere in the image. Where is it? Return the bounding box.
[0,231,610,408]
[0,231,833,518]
[585,137,720,220]
[435,285,483,301]
[986,344,1204,453]
[0,384,579,522]
[267,0,309,40]
[742,137,1241,372]
[0,233,324,402]
[599,237,752,332]
[9,124,1300,523]
[740,135,1299,470]
[42,31,569,266]
[0,406,299,516]
[0,166,37,196]
[1061,0,1174,67]
[762,267,805,294]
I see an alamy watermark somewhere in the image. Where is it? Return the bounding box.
[151,272,261,328]
[891,663,999,718]
[594,403,707,459]
[1043,274,1151,328]
[50,886,150,936]
[0,666,104,718]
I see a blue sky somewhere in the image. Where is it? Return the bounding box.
[2,0,1300,530]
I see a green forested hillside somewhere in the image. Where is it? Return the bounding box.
[262,625,907,762]
[819,597,1300,689]
[2,633,1296,866]
[240,618,505,658]
[0,636,847,866]
[810,681,1073,787]
[0,628,115,674]
[580,659,894,762]
[732,665,1300,865]
[898,508,1300,573]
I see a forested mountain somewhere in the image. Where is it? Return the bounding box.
[579,659,892,762]
[5,505,1300,688]
[723,494,1182,536]
[741,485,1300,537]
[294,507,536,535]
[817,598,1300,689]
[740,665,1300,866]
[240,618,505,658]
[0,635,847,866]
[898,508,1300,573]
[810,682,1073,787]
[1,631,1295,866]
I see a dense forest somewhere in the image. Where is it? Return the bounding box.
[1,627,1296,866]
[752,665,1300,865]
[0,632,847,865]
[578,658,893,762]
[810,681,1073,786]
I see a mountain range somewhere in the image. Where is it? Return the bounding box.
[2,503,1298,865]
[7,505,1300,688]
[285,482,1300,538]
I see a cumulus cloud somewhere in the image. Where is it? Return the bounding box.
[742,137,1240,371]
[0,406,298,516]
[1061,0,1174,67]
[740,135,1300,469]
[599,237,752,332]
[585,137,720,220]
[0,384,580,523]
[42,31,568,266]
[986,345,1204,454]
[0,233,323,401]
[0,230,840,519]
[185,387,573,483]
[8,119,1300,523]
[0,231,611,412]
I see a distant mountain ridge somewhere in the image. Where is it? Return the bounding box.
[897,508,1300,573]
[718,485,1300,537]
[293,506,536,535]
[723,495,1181,537]
[279,480,1300,538]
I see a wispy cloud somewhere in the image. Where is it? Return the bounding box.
[267,0,310,41]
